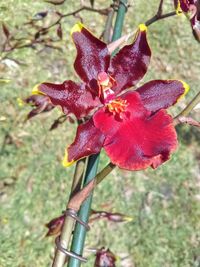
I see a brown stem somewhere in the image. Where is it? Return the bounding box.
[157,0,164,16]
[145,11,177,26]
[174,91,200,125]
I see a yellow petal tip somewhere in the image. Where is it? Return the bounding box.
[17,97,24,107]
[139,24,147,32]
[70,22,83,35]
[32,84,44,95]
[62,151,75,167]
[175,0,182,15]
[177,80,190,102]
[180,80,190,96]
[124,216,134,222]
[0,78,11,83]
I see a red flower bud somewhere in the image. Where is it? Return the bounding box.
[21,94,54,120]
[94,247,117,267]
[90,209,133,223]
[45,214,65,237]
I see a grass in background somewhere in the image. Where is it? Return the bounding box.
[0,0,200,266]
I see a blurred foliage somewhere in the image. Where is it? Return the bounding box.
[0,0,200,266]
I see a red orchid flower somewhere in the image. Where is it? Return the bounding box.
[174,0,200,41]
[33,22,189,171]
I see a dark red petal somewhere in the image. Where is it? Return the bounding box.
[67,119,105,162]
[136,80,189,113]
[93,92,177,171]
[38,80,101,119]
[108,24,151,94]
[71,23,110,84]
[179,0,194,12]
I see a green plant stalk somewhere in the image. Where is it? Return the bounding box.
[67,154,100,267]
[68,1,128,266]
[112,0,127,42]
[52,158,86,267]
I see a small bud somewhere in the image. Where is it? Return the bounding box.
[45,214,65,237]
[90,209,133,223]
[94,247,117,267]
[57,24,63,39]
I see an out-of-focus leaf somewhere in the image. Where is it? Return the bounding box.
[2,58,19,69]
[0,78,11,83]
[33,11,48,20]
[57,24,63,39]
[2,23,10,39]
[44,0,65,5]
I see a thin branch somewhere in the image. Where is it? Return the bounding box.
[0,5,110,61]
[175,116,200,127]
[174,91,200,125]
[33,6,109,36]
[157,0,164,16]
[145,11,177,26]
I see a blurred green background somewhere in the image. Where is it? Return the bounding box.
[0,0,200,266]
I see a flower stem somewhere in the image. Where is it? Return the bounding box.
[112,0,128,42]
[52,158,86,267]
[67,162,116,212]
[174,91,200,125]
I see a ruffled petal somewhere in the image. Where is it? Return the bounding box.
[93,92,177,171]
[67,119,105,162]
[108,24,151,94]
[37,80,101,119]
[71,22,110,84]
[136,80,189,113]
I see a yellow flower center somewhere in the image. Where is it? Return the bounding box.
[107,99,128,116]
